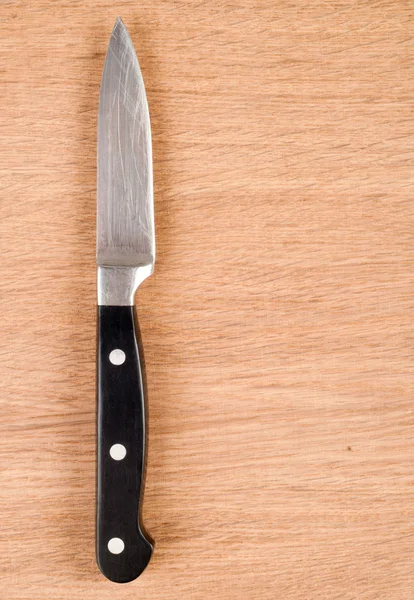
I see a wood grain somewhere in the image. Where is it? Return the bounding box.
[0,1,413,598]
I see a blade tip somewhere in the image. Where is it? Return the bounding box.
[113,16,126,33]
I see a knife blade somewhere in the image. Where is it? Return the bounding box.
[96,17,154,584]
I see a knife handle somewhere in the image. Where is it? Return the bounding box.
[96,305,153,583]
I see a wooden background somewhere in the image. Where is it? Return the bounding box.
[0,1,413,598]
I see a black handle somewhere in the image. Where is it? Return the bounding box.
[96,305,153,583]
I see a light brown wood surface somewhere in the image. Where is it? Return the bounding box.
[1,1,413,598]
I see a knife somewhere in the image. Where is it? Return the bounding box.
[96,17,154,583]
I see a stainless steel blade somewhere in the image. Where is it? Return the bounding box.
[97,17,154,270]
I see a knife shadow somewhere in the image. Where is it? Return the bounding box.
[133,309,155,549]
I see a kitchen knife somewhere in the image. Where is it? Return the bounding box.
[96,17,154,583]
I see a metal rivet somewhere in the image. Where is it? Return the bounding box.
[109,349,126,365]
[110,444,127,461]
[108,538,125,554]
